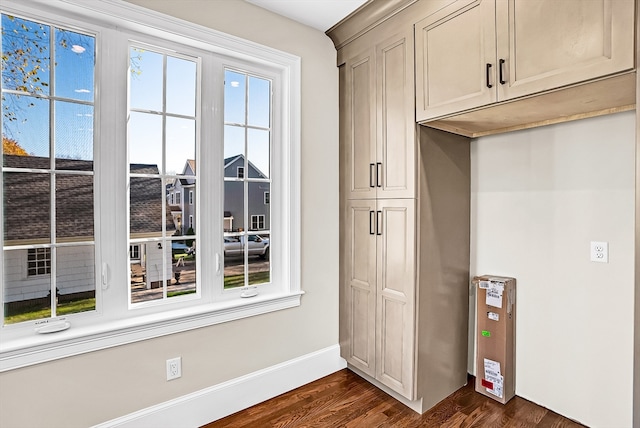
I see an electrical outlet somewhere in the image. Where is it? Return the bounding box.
[166,357,182,381]
[590,241,608,263]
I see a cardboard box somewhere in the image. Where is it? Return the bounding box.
[473,275,516,404]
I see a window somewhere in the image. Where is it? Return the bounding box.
[224,69,272,289]
[27,248,52,276]
[264,192,270,204]
[128,43,198,303]
[129,245,140,261]
[2,13,97,325]
[250,215,265,230]
[0,0,300,371]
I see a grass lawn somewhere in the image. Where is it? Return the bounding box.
[5,298,96,325]
[6,271,268,323]
[224,271,270,289]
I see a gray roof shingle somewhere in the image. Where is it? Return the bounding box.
[3,155,174,243]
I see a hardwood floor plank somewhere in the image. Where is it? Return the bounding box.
[202,369,587,428]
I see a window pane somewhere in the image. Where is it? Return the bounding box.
[3,249,52,325]
[224,181,244,232]
[130,242,163,303]
[3,171,50,245]
[1,14,50,95]
[129,176,165,238]
[54,28,95,102]
[169,238,196,298]
[56,174,94,241]
[129,111,162,171]
[129,48,163,112]
[166,117,195,175]
[223,235,245,290]
[248,128,270,179]
[249,183,269,231]
[54,101,94,164]
[224,70,245,124]
[224,125,245,162]
[248,233,270,286]
[2,94,50,162]
[56,245,96,316]
[248,76,270,128]
[166,56,196,117]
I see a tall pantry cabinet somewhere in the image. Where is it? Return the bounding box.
[334,0,472,412]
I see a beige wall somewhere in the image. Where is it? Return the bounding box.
[0,2,340,427]
[470,111,635,428]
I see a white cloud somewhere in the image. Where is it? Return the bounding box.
[75,89,91,93]
[71,45,86,54]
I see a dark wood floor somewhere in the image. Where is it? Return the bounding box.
[202,369,586,427]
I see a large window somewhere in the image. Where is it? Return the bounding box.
[0,0,300,371]
[224,69,272,290]
[128,44,198,303]
[2,14,97,325]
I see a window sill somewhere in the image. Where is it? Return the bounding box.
[0,291,304,372]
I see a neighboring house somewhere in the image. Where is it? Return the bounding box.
[166,155,270,234]
[3,155,174,306]
[167,159,195,235]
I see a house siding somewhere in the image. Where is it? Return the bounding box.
[4,246,95,303]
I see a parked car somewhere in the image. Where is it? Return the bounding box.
[224,235,269,259]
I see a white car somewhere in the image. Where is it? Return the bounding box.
[224,235,269,259]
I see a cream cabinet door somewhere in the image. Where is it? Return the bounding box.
[376,30,415,200]
[343,48,377,200]
[415,0,497,121]
[496,0,635,100]
[342,30,416,200]
[376,199,416,398]
[342,200,377,376]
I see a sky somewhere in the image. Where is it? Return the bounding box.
[2,14,272,178]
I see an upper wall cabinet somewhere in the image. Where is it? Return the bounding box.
[342,28,415,200]
[415,0,635,122]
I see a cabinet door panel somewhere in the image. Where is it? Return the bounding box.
[345,50,377,200]
[377,31,415,199]
[343,200,377,376]
[415,0,497,121]
[376,199,415,398]
[497,0,634,100]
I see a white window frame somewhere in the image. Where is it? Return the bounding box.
[0,0,301,372]
[236,166,244,179]
[189,190,193,205]
[175,190,181,204]
[251,214,265,231]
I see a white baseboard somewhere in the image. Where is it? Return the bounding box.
[93,345,346,428]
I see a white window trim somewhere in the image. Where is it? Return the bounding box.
[251,214,265,230]
[237,166,244,178]
[0,0,301,372]
[189,190,193,205]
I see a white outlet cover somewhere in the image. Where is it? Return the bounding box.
[590,241,608,263]
[166,357,182,381]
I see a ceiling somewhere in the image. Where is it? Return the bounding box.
[245,0,369,32]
